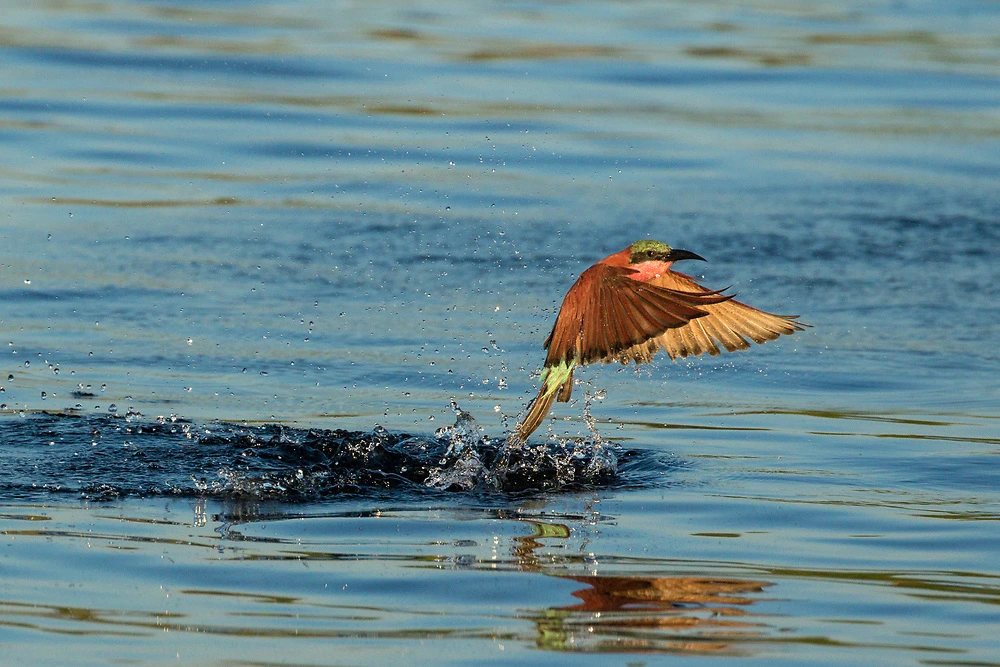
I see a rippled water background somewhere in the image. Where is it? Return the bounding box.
[2,0,999,663]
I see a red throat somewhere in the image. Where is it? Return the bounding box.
[598,248,673,282]
[626,260,674,282]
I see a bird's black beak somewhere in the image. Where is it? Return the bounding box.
[664,248,706,263]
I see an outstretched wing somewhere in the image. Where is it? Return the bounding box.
[607,270,806,364]
[543,263,730,367]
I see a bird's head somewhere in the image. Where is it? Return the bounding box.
[629,239,705,265]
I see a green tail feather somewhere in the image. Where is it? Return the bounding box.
[512,360,575,441]
[512,384,558,442]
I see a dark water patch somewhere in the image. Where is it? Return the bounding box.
[609,64,1000,100]
[0,285,174,303]
[253,142,437,161]
[249,138,709,174]
[735,409,958,427]
[17,46,347,80]
[599,63,798,87]
[0,97,374,132]
[0,409,681,502]
[66,148,183,167]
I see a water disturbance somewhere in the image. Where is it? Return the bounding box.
[0,405,636,500]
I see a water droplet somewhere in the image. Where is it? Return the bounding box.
[108,404,118,413]
[7,374,12,381]
[40,391,47,399]
[23,361,30,368]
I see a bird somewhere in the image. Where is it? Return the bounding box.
[512,239,806,441]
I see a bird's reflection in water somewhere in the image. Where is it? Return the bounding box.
[560,575,769,615]
[532,575,771,655]
[208,504,773,654]
[513,517,772,655]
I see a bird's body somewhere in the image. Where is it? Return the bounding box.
[513,239,805,441]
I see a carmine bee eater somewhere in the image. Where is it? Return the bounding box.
[513,239,806,441]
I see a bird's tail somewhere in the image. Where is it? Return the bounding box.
[512,383,558,443]
[512,362,575,442]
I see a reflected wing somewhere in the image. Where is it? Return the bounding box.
[543,264,730,367]
[607,270,806,363]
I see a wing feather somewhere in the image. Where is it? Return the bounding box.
[643,270,805,359]
[544,264,731,367]
[600,280,626,359]
[542,262,803,369]
[689,317,722,357]
[697,311,751,353]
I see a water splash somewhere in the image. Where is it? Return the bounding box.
[0,405,653,501]
[424,403,490,491]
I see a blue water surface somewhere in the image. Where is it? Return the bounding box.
[1,0,999,664]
